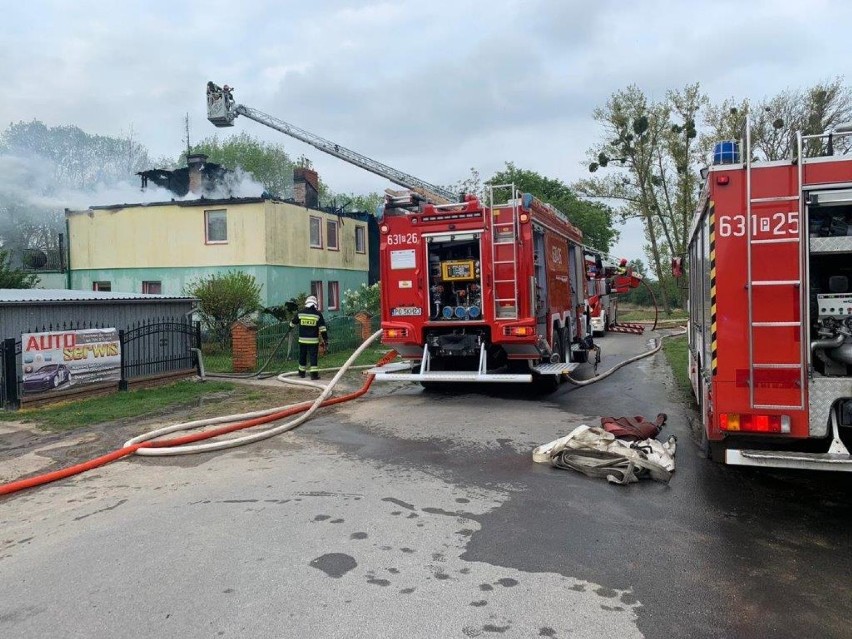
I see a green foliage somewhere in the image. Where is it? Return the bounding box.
[662,335,692,402]
[488,163,618,251]
[185,132,294,198]
[185,271,263,346]
[326,192,383,214]
[703,77,852,160]
[342,282,381,317]
[0,249,39,288]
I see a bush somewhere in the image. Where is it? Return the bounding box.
[185,270,262,346]
[342,282,380,317]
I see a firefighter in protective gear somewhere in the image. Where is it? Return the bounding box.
[290,295,329,380]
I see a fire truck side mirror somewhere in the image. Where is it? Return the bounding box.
[671,257,684,278]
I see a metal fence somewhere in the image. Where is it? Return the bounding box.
[256,315,368,369]
[2,318,199,409]
[195,314,382,374]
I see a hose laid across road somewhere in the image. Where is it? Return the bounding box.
[0,331,388,496]
[565,328,687,387]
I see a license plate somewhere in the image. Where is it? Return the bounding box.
[391,306,422,316]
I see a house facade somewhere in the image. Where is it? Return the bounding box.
[66,161,372,313]
[66,197,370,313]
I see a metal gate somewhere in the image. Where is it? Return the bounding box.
[119,319,200,389]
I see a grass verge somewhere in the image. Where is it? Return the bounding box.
[619,307,688,322]
[0,380,237,431]
[661,335,693,403]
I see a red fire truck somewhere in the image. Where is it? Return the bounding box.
[685,123,852,470]
[372,186,594,387]
[205,83,597,388]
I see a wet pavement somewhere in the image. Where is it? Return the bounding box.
[1,330,851,638]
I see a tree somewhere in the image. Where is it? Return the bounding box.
[0,120,151,262]
[184,133,295,198]
[326,192,383,214]
[703,78,852,160]
[575,84,706,313]
[185,271,262,346]
[488,163,618,252]
[0,249,39,288]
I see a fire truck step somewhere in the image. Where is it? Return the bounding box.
[531,363,580,375]
[726,449,852,471]
[366,362,414,375]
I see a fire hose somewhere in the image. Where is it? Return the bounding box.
[565,327,686,387]
[0,331,389,496]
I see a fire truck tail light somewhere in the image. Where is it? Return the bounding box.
[384,328,408,339]
[721,413,791,434]
[716,175,730,185]
[503,326,534,336]
[519,213,530,223]
[380,224,389,234]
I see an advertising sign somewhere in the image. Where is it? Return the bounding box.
[21,328,121,395]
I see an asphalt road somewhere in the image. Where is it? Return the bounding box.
[1,331,851,638]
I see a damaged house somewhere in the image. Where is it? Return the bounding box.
[66,155,374,312]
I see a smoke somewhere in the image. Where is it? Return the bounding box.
[0,154,268,228]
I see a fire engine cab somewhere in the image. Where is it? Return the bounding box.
[373,186,594,388]
[686,122,852,470]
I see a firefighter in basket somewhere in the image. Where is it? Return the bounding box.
[290,295,329,380]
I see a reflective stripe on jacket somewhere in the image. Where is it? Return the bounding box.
[290,307,328,344]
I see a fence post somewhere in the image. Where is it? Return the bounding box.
[231,319,258,373]
[118,329,128,391]
[354,312,373,341]
[3,338,19,410]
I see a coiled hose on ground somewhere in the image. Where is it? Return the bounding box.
[0,331,389,496]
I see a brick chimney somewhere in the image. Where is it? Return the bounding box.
[187,153,208,195]
[293,167,319,208]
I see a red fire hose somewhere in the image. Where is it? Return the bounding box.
[0,346,396,497]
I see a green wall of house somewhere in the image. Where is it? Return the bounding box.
[70,265,368,315]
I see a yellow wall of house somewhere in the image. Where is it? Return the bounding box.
[68,200,369,272]
[68,202,268,269]
[265,201,369,271]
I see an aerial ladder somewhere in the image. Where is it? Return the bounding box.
[205,82,456,206]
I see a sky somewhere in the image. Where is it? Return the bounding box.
[1,0,851,263]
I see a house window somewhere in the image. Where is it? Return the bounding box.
[310,281,324,310]
[205,209,228,243]
[92,281,111,292]
[327,219,339,251]
[142,281,162,295]
[310,216,323,248]
[328,281,340,311]
[355,225,366,254]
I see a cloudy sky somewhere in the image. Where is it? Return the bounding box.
[2,0,850,261]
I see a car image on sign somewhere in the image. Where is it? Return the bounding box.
[391,306,422,316]
[22,363,72,393]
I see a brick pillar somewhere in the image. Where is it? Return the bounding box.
[354,312,373,340]
[231,319,257,373]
